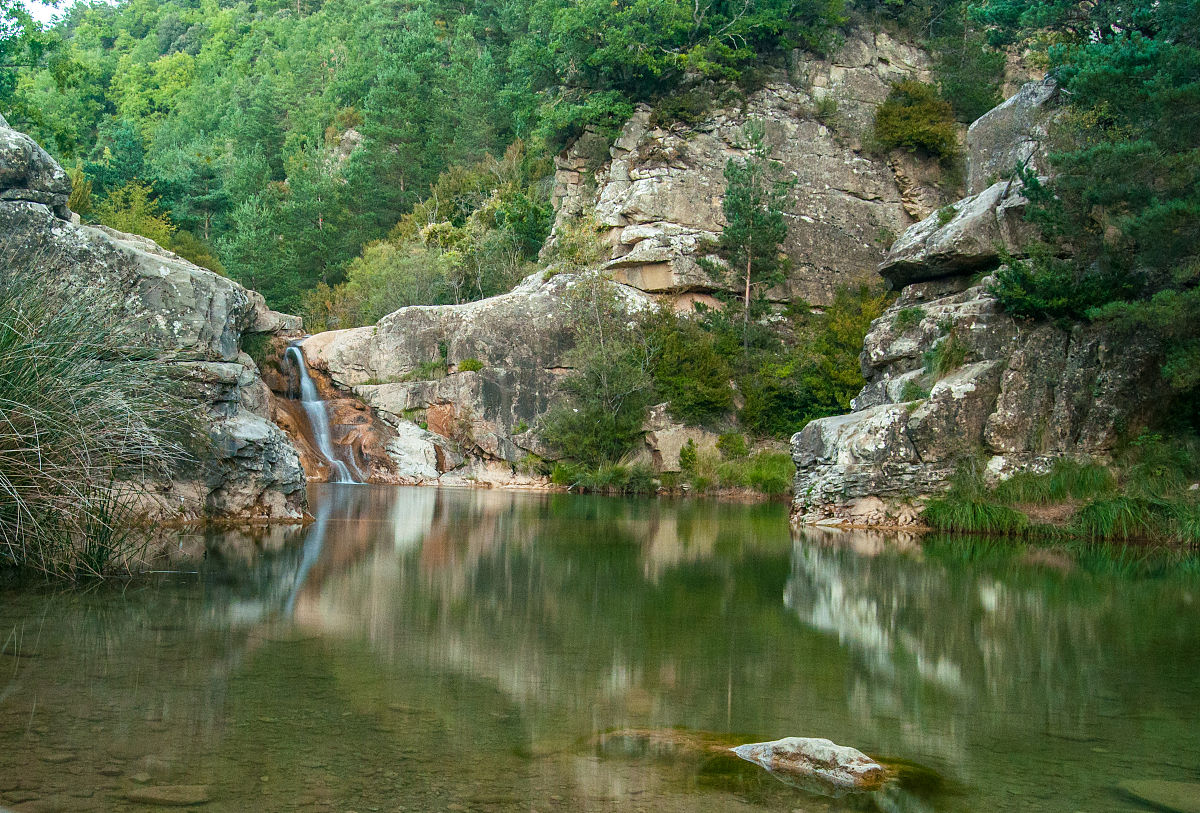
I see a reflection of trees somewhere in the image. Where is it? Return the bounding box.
[786,528,1200,778]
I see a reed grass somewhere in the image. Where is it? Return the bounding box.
[0,270,197,580]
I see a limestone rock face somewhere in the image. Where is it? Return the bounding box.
[731,737,888,793]
[549,30,949,306]
[0,121,71,217]
[304,272,654,480]
[0,120,306,521]
[966,77,1059,195]
[792,276,1160,526]
[792,79,1158,527]
[877,180,1034,288]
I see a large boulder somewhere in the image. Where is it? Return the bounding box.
[877,180,1034,288]
[0,120,70,217]
[303,271,654,479]
[0,120,306,522]
[549,29,951,306]
[966,77,1059,195]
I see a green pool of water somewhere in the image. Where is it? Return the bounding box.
[1,484,1198,812]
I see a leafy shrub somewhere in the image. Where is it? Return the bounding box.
[649,89,713,129]
[647,309,734,424]
[936,205,957,226]
[457,358,484,373]
[923,332,968,378]
[717,433,749,460]
[899,379,930,402]
[873,81,959,160]
[679,439,699,474]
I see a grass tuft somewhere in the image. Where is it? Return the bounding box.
[0,270,198,580]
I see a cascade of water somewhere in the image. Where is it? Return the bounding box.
[285,345,359,484]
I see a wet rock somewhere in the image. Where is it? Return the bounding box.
[123,785,211,806]
[730,737,889,794]
[1118,780,1200,813]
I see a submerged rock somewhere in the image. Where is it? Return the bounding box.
[123,785,211,806]
[730,737,889,794]
[1118,780,1200,813]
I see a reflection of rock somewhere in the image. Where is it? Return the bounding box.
[1118,780,1200,813]
[731,737,888,793]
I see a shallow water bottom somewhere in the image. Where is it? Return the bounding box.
[1,484,1198,812]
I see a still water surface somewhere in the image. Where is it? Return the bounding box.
[1,485,1198,812]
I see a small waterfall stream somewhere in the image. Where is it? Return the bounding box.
[285,344,360,484]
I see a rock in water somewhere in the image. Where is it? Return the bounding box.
[730,737,889,794]
[123,785,211,806]
[1118,780,1200,813]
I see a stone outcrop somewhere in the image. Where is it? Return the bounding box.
[966,76,1058,195]
[302,271,654,484]
[549,29,951,307]
[0,120,307,521]
[730,737,889,794]
[790,79,1157,527]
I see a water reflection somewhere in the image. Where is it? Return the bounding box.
[0,486,1197,813]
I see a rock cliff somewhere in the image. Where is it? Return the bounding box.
[0,120,307,521]
[549,29,952,307]
[301,271,656,486]
[790,79,1160,527]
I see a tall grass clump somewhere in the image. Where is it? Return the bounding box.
[0,271,196,580]
[922,459,1029,534]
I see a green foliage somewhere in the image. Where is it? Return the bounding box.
[541,275,657,467]
[899,379,930,402]
[649,89,714,129]
[922,331,968,377]
[737,285,891,438]
[679,439,699,474]
[992,460,1117,504]
[550,458,658,495]
[893,306,926,330]
[404,359,449,382]
[646,308,734,425]
[704,120,793,347]
[979,0,1200,411]
[93,181,175,246]
[923,496,1031,534]
[457,358,484,373]
[0,269,196,579]
[873,80,959,159]
[717,433,749,460]
[936,205,956,226]
[931,26,1004,123]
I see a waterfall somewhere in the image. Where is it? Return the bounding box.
[285,345,360,484]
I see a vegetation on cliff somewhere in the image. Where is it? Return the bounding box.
[985,0,1200,421]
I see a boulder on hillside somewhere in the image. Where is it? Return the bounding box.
[966,76,1059,195]
[877,180,1034,288]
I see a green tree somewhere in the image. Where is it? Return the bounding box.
[93,181,176,247]
[708,121,792,349]
[542,275,658,466]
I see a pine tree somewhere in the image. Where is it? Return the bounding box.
[710,120,793,349]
